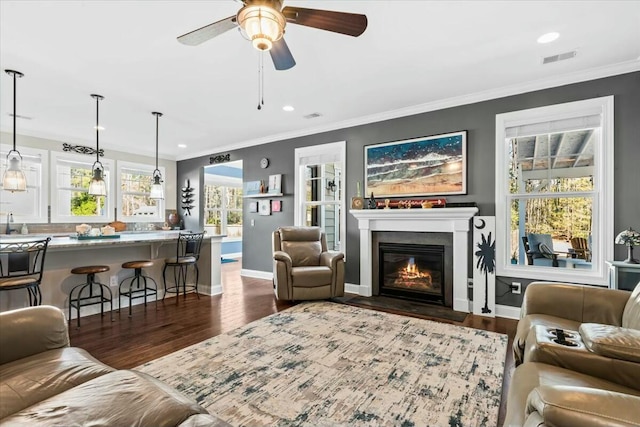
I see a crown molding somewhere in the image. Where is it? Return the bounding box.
[177,60,640,161]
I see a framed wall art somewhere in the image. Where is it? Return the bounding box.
[364,130,467,198]
[259,199,271,216]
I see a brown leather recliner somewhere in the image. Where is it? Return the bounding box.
[272,226,345,301]
[505,282,640,427]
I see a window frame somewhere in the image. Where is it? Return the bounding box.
[203,183,243,239]
[117,160,165,223]
[294,141,346,254]
[495,96,614,286]
[0,144,49,224]
[50,151,115,224]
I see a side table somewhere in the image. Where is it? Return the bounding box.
[605,261,640,291]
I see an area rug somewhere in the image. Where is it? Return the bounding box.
[333,295,468,323]
[137,301,507,427]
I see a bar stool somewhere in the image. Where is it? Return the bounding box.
[69,265,113,328]
[118,260,158,317]
[163,232,205,302]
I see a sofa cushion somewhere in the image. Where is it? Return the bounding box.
[1,370,212,427]
[0,347,114,419]
[504,362,640,427]
[580,323,640,363]
[622,282,640,330]
[526,385,640,427]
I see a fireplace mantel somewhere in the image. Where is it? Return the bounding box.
[350,207,478,312]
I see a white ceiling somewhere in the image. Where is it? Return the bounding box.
[1,1,639,161]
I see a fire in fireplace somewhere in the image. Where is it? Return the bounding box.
[379,243,445,304]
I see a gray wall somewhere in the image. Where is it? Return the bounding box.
[177,72,640,306]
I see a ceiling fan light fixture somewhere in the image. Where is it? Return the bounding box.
[237,5,285,51]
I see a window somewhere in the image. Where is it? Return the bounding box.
[0,145,48,224]
[294,141,346,252]
[50,151,114,223]
[117,161,164,223]
[204,185,243,238]
[495,96,614,285]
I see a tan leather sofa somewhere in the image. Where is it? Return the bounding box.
[505,282,640,426]
[272,226,345,300]
[0,305,229,426]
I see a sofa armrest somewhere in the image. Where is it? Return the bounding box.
[526,385,640,427]
[0,305,70,365]
[273,250,292,267]
[320,251,344,269]
[521,282,629,325]
[580,323,640,363]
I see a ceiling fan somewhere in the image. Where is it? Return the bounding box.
[177,0,368,71]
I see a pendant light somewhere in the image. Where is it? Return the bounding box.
[149,111,164,200]
[88,94,107,196]
[2,69,27,192]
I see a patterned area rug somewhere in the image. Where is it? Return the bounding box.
[138,302,507,427]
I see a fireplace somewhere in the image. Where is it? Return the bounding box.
[350,208,478,312]
[379,243,445,304]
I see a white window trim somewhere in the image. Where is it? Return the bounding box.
[294,141,346,255]
[50,151,115,223]
[495,96,614,286]
[0,144,49,224]
[117,160,165,223]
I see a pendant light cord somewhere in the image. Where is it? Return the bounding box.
[257,52,265,110]
[4,70,24,153]
[95,96,99,164]
[90,94,104,166]
[152,112,163,174]
[12,71,17,151]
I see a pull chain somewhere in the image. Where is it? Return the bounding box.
[257,51,265,110]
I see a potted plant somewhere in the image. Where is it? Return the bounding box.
[511,251,518,264]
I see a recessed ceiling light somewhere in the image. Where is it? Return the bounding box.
[537,32,560,44]
[178,144,187,148]
[93,125,105,131]
[282,105,295,112]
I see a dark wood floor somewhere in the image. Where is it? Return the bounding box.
[69,259,517,425]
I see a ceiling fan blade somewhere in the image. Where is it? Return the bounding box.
[270,38,296,70]
[282,7,367,37]
[177,15,237,46]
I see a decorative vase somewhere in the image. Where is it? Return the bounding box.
[168,212,179,227]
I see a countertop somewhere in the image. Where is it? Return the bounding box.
[0,231,225,249]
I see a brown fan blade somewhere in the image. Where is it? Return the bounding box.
[177,15,237,46]
[282,7,367,37]
[269,38,296,70]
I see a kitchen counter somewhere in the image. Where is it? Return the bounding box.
[0,232,225,318]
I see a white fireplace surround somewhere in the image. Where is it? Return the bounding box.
[350,207,479,313]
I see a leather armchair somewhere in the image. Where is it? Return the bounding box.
[272,226,345,301]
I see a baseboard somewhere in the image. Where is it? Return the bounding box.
[241,269,273,280]
[495,304,520,320]
[221,252,242,259]
[199,284,223,296]
[344,283,361,295]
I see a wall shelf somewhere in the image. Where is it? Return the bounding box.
[243,193,283,198]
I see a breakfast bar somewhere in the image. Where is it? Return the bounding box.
[0,231,224,319]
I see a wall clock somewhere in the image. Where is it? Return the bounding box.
[260,157,269,169]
